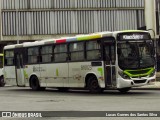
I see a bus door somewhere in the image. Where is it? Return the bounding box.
[104,42,116,87]
[15,48,25,86]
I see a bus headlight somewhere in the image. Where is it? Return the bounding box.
[118,71,130,79]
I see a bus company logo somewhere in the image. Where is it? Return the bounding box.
[1,112,42,118]
[81,65,92,70]
[33,66,45,72]
[2,112,11,117]
[123,34,144,40]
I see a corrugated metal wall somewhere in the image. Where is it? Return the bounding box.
[1,0,145,36]
[1,0,144,9]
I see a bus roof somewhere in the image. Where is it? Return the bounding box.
[23,40,45,47]
[4,30,149,49]
[112,30,148,35]
[4,44,16,50]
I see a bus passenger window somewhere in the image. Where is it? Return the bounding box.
[86,41,101,60]
[4,51,14,66]
[69,42,84,61]
[41,46,53,63]
[28,47,39,64]
[54,44,67,62]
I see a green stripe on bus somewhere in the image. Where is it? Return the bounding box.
[124,67,154,77]
[98,68,103,76]
[77,34,101,41]
[56,69,59,76]
[23,70,28,79]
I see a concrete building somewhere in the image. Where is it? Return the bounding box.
[0,0,159,53]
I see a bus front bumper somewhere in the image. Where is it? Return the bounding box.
[117,75,156,88]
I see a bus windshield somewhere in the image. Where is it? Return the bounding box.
[118,40,155,69]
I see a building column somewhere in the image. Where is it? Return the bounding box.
[145,0,157,38]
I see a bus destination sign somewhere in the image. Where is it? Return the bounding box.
[118,32,151,41]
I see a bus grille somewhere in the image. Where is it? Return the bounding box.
[133,80,146,84]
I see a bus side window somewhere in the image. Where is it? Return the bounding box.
[28,47,39,64]
[69,42,85,61]
[54,44,67,62]
[86,41,101,60]
[41,46,53,63]
[4,51,14,66]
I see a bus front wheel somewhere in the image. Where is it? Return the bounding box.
[87,76,103,93]
[30,76,45,91]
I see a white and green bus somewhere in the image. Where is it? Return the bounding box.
[3,30,156,93]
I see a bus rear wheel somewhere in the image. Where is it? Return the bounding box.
[118,87,131,93]
[30,76,45,91]
[0,76,5,87]
[87,76,103,93]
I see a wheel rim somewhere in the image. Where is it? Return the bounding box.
[91,80,98,89]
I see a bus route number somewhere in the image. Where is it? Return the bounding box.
[81,65,92,70]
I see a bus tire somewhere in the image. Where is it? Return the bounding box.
[30,76,45,91]
[0,76,5,87]
[87,76,102,93]
[57,87,69,92]
[118,87,131,93]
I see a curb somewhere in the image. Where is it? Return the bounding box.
[132,88,160,90]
